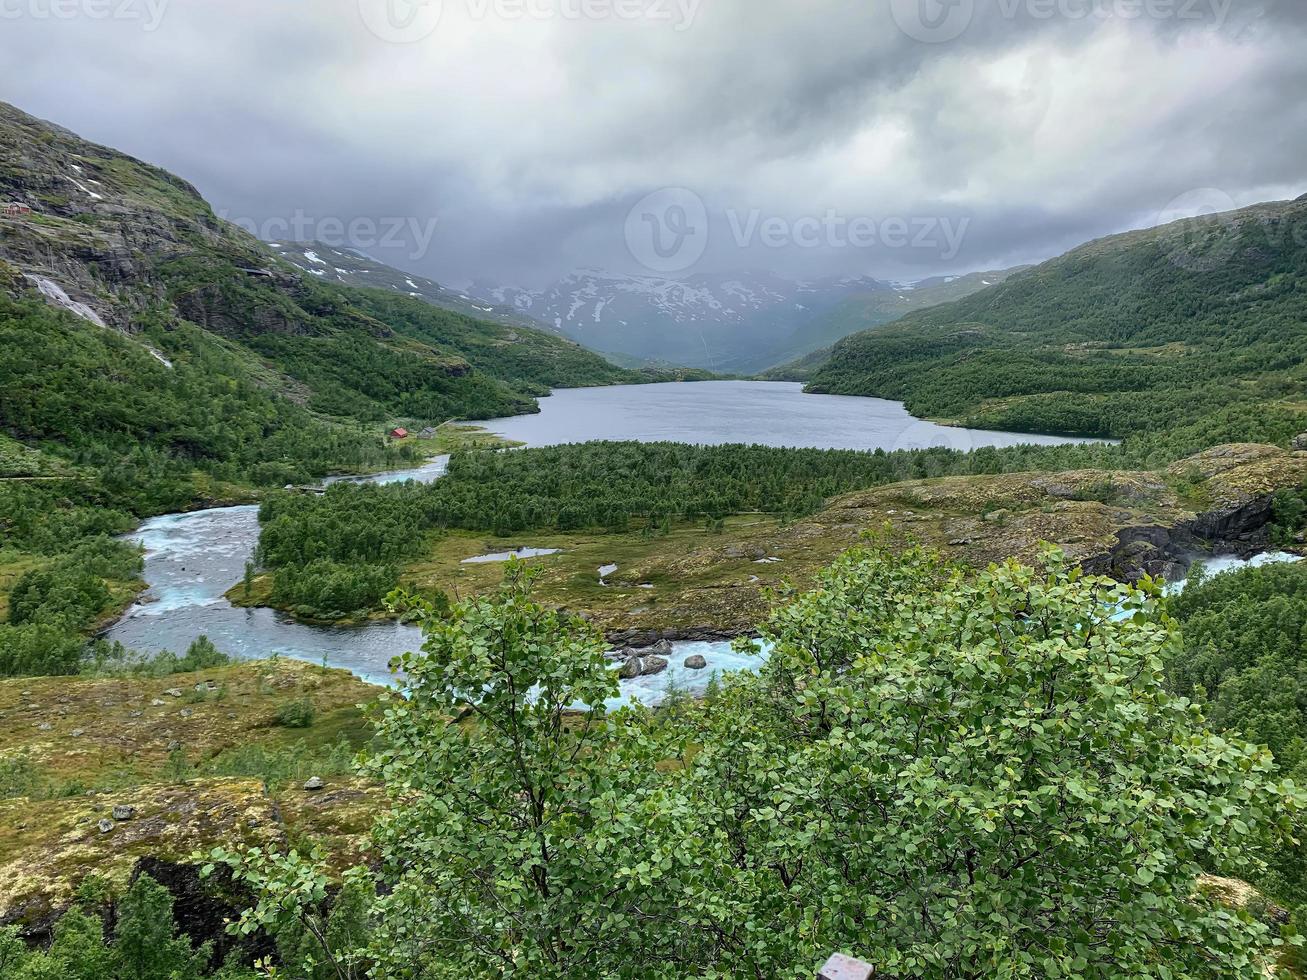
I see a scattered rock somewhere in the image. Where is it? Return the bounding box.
[166,740,181,752]
[97,819,114,834]
[36,722,51,731]
[179,709,193,718]
[948,538,972,547]
[151,699,166,706]
[303,776,325,792]
[164,688,183,698]
[618,657,642,680]
[111,805,135,821]
[70,728,85,738]
[1291,433,1307,452]
[640,657,669,677]
[684,655,708,670]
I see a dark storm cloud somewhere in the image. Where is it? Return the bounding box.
[0,0,1303,287]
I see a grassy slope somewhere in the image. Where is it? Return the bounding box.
[0,659,382,924]
[805,199,1307,445]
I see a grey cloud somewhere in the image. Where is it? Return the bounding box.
[0,0,1302,288]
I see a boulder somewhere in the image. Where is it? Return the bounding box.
[640,657,669,677]
[684,655,707,670]
[643,639,674,657]
[97,819,114,834]
[1293,433,1307,452]
[303,776,325,792]
[111,805,135,821]
[618,657,642,680]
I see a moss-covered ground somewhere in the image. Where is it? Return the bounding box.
[0,659,382,924]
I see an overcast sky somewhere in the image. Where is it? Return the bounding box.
[2,0,1305,287]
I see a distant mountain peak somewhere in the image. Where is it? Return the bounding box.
[269,241,552,332]
[468,267,1013,374]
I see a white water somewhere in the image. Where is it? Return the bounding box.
[97,382,1133,706]
[1166,551,1303,595]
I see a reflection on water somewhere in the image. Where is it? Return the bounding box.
[481,381,1116,452]
[461,548,562,564]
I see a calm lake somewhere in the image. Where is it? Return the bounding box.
[105,382,1110,702]
[480,380,1107,451]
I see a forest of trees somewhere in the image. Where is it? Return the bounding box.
[251,439,1137,618]
[1167,559,1307,938]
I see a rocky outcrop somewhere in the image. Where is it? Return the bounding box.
[1083,492,1290,582]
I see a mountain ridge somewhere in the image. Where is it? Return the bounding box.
[467,267,1012,374]
[804,196,1307,451]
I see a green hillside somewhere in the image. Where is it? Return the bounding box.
[762,268,1022,380]
[0,99,670,671]
[0,99,641,461]
[806,198,1307,453]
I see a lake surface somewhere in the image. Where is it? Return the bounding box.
[103,382,1111,702]
[481,381,1109,451]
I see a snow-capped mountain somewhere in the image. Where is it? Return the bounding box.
[468,269,1010,374]
[270,241,552,333]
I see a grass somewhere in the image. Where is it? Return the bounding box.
[0,658,385,921]
[0,658,376,796]
[385,422,523,454]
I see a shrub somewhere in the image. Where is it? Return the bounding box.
[274,697,316,729]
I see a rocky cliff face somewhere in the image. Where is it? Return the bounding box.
[1084,443,1307,581]
[0,101,265,332]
